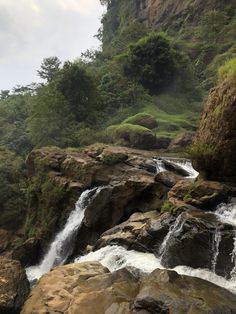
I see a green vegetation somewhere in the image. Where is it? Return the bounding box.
[0,147,26,230]
[218,57,236,82]
[123,113,158,129]
[101,152,128,165]
[161,201,179,215]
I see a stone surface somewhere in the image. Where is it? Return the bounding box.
[168,132,194,152]
[12,238,42,267]
[168,179,231,211]
[160,210,235,278]
[193,79,236,182]
[94,211,174,254]
[0,257,29,313]
[155,171,182,188]
[21,262,236,314]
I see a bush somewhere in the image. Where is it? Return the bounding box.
[101,152,128,165]
[123,112,158,129]
[108,123,157,149]
[218,57,236,82]
[121,33,177,94]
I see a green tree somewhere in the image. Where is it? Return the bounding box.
[37,56,61,82]
[27,84,77,147]
[121,33,177,94]
[56,62,97,123]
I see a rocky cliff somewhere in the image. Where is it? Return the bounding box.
[193,79,236,182]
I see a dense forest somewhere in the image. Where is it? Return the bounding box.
[0,0,236,234]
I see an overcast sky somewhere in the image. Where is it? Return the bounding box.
[0,0,104,90]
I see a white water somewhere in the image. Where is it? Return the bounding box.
[211,230,222,273]
[154,157,199,179]
[75,245,236,295]
[158,212,185,259]
[26,187,101,282]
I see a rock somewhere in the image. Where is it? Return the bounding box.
[134,268,236,314]
[94,211,174,254]
[160,210,235,278]
[155,137,171,149]
[193,79,236,182]
[73,180,168,256]
[12,238,42,267]
[0,257,29,313]
[0,229,14,254]
[168,132,194,152]
[21,262,236,314]
[21,262,139,314]
[168,179,230,211]
[155,171,182,188]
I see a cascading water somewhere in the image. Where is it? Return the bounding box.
[26,186,102,282]
[75,245,236,295]
[211,230,221,273]
[153,157,199,179]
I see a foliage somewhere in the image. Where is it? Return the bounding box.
[0,147,26,229]
[123,112,158,129]
[37,56,61,82]
[120,33,177,94]
[27,84,78,148]
[101,152,128,165]
[161,201,179,215]
[218,57,236,82]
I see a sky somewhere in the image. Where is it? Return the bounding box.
[0,0,104,90]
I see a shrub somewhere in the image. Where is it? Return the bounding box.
[101,152,128,165]
[218,57,236,82]
[123,112,158,129]
[109,123,157,149]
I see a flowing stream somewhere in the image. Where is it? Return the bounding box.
[26,187,102,282]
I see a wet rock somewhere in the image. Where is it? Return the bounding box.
[155,137,171,149]
[12,238,42,267]
[160,210,235,278]
[0,257,29,313]
[94,211,174,254]
[168,179,230,211]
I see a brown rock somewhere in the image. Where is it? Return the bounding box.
[21,262,236,314]
[168,132,194,152]
[0,257,29,313]
[168,179,230,211]
[12,238,42,267]
[155,171,182,188]
[193,79,236,182]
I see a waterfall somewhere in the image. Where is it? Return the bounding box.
[26,187,102,282]
[158,212,185,261]
[153,157,199,179]
[153,158,166,174]
[211,230,221,273]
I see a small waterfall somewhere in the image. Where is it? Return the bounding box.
[158,213,186,261]
[153,158,166,174]
[211,230,221,273]
[230,233,236,280]
[153,157,199,179]
[26,187,102,282]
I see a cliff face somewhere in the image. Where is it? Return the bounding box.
[193,79,236,182]
[104,0,236,42]
[134,0,234,29]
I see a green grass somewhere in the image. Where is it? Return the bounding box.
[218,57,236,82]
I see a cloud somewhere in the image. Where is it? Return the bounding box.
[0,0,104,89]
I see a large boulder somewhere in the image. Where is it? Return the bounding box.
[21,262,236,314]
[193,79,236,182]
[123,113,158,129]
[0,257,29,313]
[160,210,235,278]
[168,179,231,211]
